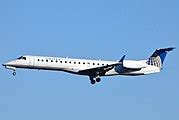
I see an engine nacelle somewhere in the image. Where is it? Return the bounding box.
[123,60,147,69]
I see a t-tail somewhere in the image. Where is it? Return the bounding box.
[147,47,175,69]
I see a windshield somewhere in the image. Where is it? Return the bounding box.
[17,56,23,59]
[17,56,26,60]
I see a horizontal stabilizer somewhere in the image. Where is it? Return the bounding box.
[156,47,175,52]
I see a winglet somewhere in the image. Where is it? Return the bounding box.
[119,55,125,64]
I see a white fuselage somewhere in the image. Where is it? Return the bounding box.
[3,47,174,84]
[4,55,161,77]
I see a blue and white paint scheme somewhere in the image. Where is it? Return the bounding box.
[3,47,175,84]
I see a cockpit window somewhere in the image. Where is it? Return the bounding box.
[17,56,23,59]
[22,57,26,60]
[17,56,26,60]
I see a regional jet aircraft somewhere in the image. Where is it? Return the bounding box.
[3,47,174,84]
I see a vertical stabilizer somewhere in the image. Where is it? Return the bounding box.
[147,47,175,68]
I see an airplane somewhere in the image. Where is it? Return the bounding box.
[2,47,175,84]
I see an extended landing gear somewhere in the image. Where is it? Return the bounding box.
[89,76,101,85]
[90,80,96,85]
[96,77,101,83]
[12,71,16,76]
[3,65,16,76]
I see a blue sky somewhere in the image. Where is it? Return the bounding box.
[0,0,179,120]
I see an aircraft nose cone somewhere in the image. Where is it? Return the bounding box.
[2,63,8,66]
[2,61,16,67]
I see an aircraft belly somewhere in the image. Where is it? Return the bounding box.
[105,68,145,76]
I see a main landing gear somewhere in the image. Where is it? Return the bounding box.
[90,76,101,85]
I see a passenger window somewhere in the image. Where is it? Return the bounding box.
[69,61,71,64]
[37,59,40,61]
[42,59,44,62]
[83,62,85,64]
[60,61,62,63]
[65,61,67,63]
[56,60,58,63]
[78,62,80,64]
[97,63,100,65]
[46,60,48,62]
[51,60,53,62]
[102,64,104,66]
[74,62,76,64]
[93,63,95,65]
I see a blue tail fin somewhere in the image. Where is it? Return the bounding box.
[147,47,175,68]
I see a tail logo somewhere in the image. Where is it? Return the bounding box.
[147,56,162,68]
[146,47,175,68]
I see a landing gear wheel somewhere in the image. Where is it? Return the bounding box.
[90,80,96,85]
[12,72,16,76]
[96,78,101,82]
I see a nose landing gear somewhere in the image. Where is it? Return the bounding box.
[3,65,16,76]
[12,71,16,76]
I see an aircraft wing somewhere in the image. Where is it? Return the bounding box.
[78,55,125,76]
[78,63,120,76]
